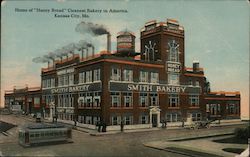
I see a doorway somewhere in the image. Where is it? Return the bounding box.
[152,114,158,127]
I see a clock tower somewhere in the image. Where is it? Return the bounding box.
[140,19,185,73]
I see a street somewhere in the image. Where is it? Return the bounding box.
[0,114,247,157]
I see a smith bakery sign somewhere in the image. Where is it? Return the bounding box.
[109,82,200,93]
[43,82,101,94]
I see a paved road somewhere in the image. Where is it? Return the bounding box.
[0,115,246,157]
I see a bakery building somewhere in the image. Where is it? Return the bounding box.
[4,86,42,114]
[5,19,241,130]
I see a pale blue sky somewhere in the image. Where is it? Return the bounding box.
[1,0,249,117]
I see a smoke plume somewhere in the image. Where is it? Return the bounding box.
[75,22,109,36]
[32,56,50,63]
[62,43,76,54]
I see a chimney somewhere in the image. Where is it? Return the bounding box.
[193,61,199,72]
[107,33,111,53]
[52,59,55,68]
[86,48,89,58]
[92,46,95,56]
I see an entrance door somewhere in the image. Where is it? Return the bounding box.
[152,114,158,127]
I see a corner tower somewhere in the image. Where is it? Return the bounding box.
[140,19,185,74]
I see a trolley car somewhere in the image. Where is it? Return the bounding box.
[18,123,72,147]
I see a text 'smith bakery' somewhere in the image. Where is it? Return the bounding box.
[5,19,241,130]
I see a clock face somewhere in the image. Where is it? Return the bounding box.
[144,40,158,60]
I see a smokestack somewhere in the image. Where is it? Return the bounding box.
[107,33,111,53]
[86,48,89,58]
[92,46,95,56]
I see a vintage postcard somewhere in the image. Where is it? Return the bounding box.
[1,0,249,156]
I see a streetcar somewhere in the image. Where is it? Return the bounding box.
[18,123,72,147]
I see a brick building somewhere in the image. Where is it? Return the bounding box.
[5,19,240,130]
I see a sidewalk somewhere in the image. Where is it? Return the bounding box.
[143,130,248,157]
[17,115,248,136]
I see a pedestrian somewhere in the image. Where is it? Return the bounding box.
[120,120,124,132]
[97,121,101,132]
[182,118,185,127]
[74,119,77,126]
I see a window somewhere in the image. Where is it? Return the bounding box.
[140,115,149,124]
[111,116,121,125]
[86,93,92,107]
[64,75,69,85]
[150,93,158,106]
[189,95,199,107]
[111,67,121,81]
[191,113,201,121]
[47,79,51,87]
[111,92,120,107]
[227,104,238,114]
[123,69,133,82]
[168,40,179,62]
[150,72,159,83]
[58,76,64,86]
[34,97,40,105]
[195,80,199,87]
[139,93,148,107]
[78,115,85,123]
[168,94,179,107]
[69,94,74,107]
[166,113,181,122]
[79,72,85,84]
[93,69,101,82]
[51,78,55,87]
[86,116,92,124]
[124,92,132,107]
[93,92,101,108]
[188,80,193,86]
[168,73,179,85]
[86,71,92,83]
[140,71,148,82]
[93,116,100,125]
[123,115,133,125]
[69,74,74,85]
[42,80,46,88]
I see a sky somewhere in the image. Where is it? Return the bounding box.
[1,0,249,118]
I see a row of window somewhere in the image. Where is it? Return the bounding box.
[111,92,158,108]
[58,94,74,108]
[42,93,199,108]
[79,69,101,84]
[111,68,159,83]
[110,92,199,108]
[42,78,55,88]
[29,130,68,139]
[110,113,202,125]
[206,103,240,115]
[57,113,74,121]
[78,92,101,108]
[58,74,74,87]
[78,115,100,125]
